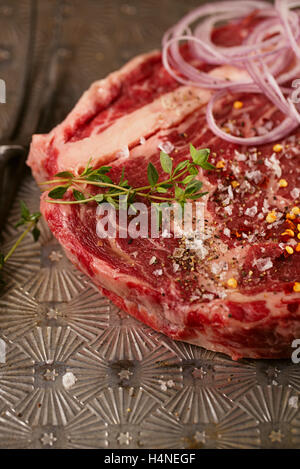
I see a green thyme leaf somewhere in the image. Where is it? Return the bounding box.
[188,165,198,175]
[87,174,113,184]
[15,220,25,228]
[119,168,125,185]
[190,144,211,167]
[93,194,104,203]
[147,163,159,187]
[156,186,168,194]
[199,161,215,171]
[30,212,42,222]
[153,203,163,229]
[73,189,85,201]
[0,204,41,294]
[187,191,208,199]
[48,186,69,199]
[160,151,173,175]
[55,171,74,178]
[107,196,119,209]
[31,226,41,242]
[175,186,184,199]
[20,200,30,221]
[80,158,94,177]
[182,175,195,185]
[97,166,112,174]
[127,190,136,204]
[174,160,189,174]
[129,203,138,214]
[185,180,203,195]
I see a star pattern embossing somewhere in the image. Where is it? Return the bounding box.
[43,369,58,381]
[117,432,132,446]
[41,433,57,447]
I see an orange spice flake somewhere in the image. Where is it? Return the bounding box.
[233,101,243,110]
[286,246,294,255]
[293,282,300,293]
[216,160,226,169]
[227,278,238,289]
[266,211,277,224]
[281,229,295,237]
[279,179,288,188]
[273,144,283,152]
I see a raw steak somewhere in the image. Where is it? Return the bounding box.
[27,20,300,359]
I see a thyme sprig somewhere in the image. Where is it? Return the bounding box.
[0,201,41,291]
[41,144,215,208]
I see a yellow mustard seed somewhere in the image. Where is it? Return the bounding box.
[233,101,243,109]
[266,211,277,224]
[216,160,226,169]
[279,179,288,188]
[273,144,283,152]
[281,229,295,237]
[293,282,300,293]
[227,278,238,289]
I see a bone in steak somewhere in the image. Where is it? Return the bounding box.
[27,20,300,359]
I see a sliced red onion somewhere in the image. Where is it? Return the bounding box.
[162,0,300,145]
[275,0,300,59]
[162,36,252,89]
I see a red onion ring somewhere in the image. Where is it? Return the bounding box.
[275,0,300,59]
[162,0,300,145]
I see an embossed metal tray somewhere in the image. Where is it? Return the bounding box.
[1,0,300,450]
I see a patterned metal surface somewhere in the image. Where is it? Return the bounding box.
[0,0,299,449]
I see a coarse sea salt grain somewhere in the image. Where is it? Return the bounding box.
[245,170,263,184]
[228,185,234,199]
[288,396,298,409]
[262,199,269,213]
[287,238,297,246]
[291,187,300,199]
[202,293,214,301]
[234,150,247,161]
[116,145,130,159]
[158,141,174,154]
[265,153,282,178]
[211,262,222,275]
[245,206,258,217]
[153,269,163,276]
[223,228,231,238]
[149,256,157,265]
[254,257,273,272]
[224,205,233,215]
[218,291,227,299]
[140,136,146,145]
[62,372,77,390]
